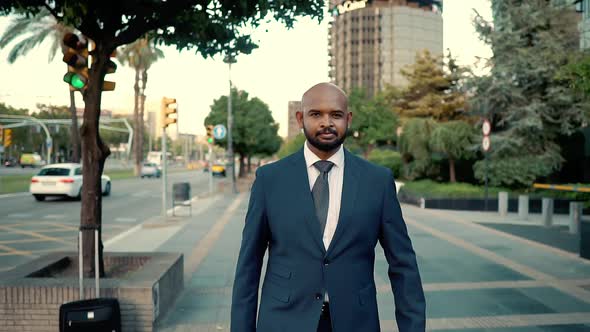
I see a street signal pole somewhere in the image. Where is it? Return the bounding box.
[205,125,214,193]
[160,97,177,218]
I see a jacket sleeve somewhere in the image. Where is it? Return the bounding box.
[378,169,426,332]
[231,167,270,332]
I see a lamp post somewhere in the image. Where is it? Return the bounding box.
[223,53,238,194]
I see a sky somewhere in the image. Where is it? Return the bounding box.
[0,0,493,138]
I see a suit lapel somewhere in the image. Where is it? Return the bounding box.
[290,149,326,254]
[326,149,359,257]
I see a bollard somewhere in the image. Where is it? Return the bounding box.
[518,195,529,220]
[419,197,425,209]
[542,198,554,227]
[498,192,508,217]
[569,202,583,235]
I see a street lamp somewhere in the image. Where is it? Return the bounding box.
[223,53,238,194]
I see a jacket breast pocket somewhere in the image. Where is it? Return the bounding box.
[358,283,376,306]
[263,280,291,304]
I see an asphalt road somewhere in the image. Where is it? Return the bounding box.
[0,169,221,271]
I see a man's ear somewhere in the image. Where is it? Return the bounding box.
[296,111,304,129]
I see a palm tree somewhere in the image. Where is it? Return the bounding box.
[0,9,81,163]
[117,37,164,175]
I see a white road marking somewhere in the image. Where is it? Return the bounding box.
[114,217,137,223]
[0,192,30,199]
[43,214,66,220]
[7,213,32,219]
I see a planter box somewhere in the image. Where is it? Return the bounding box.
[0,252,183,332]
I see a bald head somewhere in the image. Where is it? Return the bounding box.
[301,82,348,113]
[296,82,352,157]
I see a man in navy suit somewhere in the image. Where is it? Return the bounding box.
[231,83,425,332]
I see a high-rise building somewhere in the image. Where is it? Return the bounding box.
[575,0,590,49]
[287,101,302,141]
[328,0,443,96]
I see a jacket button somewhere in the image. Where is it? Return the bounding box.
[315,293,322,300]
[323,259,329,266]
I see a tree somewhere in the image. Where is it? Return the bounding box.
[117,38,164,175]
[278,133,306,159]
[429,121,476,183]
[395,50,468,121]
[0,8,81,162]
[469,0,588,187]
[348,88,399,157]
[398,118,438,180]
[0,0,324,277]
[205,88,281,177]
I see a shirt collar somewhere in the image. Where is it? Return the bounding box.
[303,141,344,169]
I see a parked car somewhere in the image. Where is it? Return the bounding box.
[140,162,161,178]
[19,153,43,168]
[3,158,17,167]
[211,163,226,177]
[30,163,111,201]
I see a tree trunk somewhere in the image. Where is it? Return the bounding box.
[239,153,246,178]
[133,68,141,176]
[449,158,456,183]
[69,89,81,163]
[138,69,148,167]
[247,155,252,173]
[80,43,112,278]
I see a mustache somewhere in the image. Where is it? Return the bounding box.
[316,128,337,136]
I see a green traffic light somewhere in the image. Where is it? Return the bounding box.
[207,137,214,144]
[63,72,86,89]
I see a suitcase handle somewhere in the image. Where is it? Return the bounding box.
[78,226,100,300]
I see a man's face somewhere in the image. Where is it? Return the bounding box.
[297,85,352,152]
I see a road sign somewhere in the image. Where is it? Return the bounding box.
[213,124,227,140]
[482,120,491,136]
[482,136,491,152]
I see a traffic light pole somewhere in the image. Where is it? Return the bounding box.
[208,143,213,194]
[162,128,167,218]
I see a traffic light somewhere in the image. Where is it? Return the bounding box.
[161,97,177,129]
[62,33,88,91]
[206,125,214,144]
[102,49,117,91]
[3,129,12,147]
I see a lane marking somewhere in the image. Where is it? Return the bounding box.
[406,217,590,304]
[114,217,137,223]
[0,225,72,245]
[409,205,590,265]
[380,312,590,331]
[0,192,30,199]
[6,213,32,219]
[0,243,34,257]
[43,214,66,220]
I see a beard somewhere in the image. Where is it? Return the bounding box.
[303,125,347,152]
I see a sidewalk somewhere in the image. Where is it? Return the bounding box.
[106,181,590,331]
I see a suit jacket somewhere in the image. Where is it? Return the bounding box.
[231,148,426,332]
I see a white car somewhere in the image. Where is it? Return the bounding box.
[30,163,111,201]
[140,162,161,178]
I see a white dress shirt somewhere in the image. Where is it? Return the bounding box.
[303,141,345,251]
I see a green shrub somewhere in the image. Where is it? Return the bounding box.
[367,149,402,177]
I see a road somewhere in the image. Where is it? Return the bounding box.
[0,169,221,272]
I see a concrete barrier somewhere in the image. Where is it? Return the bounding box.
[569,202,583,235]
[518,195,529,220]
[542,198,554,227]
[498,192,509,216]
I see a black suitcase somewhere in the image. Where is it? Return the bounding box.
[59,227,121,332]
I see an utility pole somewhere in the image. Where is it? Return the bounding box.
[224,54,238,194]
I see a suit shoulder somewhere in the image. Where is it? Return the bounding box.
[255,152,297,178]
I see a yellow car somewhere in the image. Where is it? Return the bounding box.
[211,164,226,177]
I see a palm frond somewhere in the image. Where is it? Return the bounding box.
[6,27,53,63]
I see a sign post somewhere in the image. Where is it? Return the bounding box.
[482,120,491,211]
